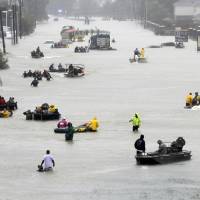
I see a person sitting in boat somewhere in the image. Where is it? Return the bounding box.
[7,97,17,109]
[36,46,41,54]
[170,137,185,153]
[0,108,12,118]
[86,117,99,132]
[35,106,42,113]
[31,50,36,57]
[58,63,63,70]
[140,48,145,58]
[31,78,39,87]
[49,64,54,71]
[129,113,141,132]
[57,118,68,128]
[27,70,33,77]
[157,140,167,154]
[41,103,49,111]
[192,92,200,106]
[185,92,193,107]
[134,134,145,155]
[48,105,57,113]
[0,96,6,105]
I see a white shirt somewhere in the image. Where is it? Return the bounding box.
[43,154,54,169]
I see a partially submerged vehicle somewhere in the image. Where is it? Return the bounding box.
[89,31,116,50]
[136,137,191,165]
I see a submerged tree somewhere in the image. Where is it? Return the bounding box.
[0,49,8,70]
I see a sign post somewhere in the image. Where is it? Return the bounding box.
[197,30,200,52]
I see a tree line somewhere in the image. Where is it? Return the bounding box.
[48,0,177,26]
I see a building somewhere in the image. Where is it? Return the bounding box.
[174,0,200,27]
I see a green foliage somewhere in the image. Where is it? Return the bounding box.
[21,11,36,35]
[22,0,49,35]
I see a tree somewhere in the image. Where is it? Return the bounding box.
[0,48,8,69]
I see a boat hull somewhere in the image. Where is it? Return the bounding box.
[135,151,192,165]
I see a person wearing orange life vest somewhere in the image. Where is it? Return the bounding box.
[185,93,193,107]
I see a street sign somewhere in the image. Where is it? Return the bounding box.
[175,30,188,42]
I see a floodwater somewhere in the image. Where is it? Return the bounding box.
[0,17,200,200]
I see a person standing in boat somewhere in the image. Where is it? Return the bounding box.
[134,135,145,155]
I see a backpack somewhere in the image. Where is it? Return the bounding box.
[135,139,142,149]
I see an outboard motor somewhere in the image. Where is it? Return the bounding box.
[171,137,185,152]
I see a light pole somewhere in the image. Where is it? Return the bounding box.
[144,0,147,28]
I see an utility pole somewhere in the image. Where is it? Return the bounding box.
[14,4,18,44]
[12,4,16,44]
[19,0,22,39]
[0,10,6,53]
[144,0,147,28]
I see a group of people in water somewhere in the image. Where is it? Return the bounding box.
[185,92,200,107]
[56,117,99,141]
[23,70,52,87]
[38,117,99,171]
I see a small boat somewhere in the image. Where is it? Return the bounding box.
[136,150,191,165]
[64,73,85,78]
[24,110,61,121]
[129,57,147,64]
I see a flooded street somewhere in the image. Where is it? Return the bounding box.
[0,17,200,199]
